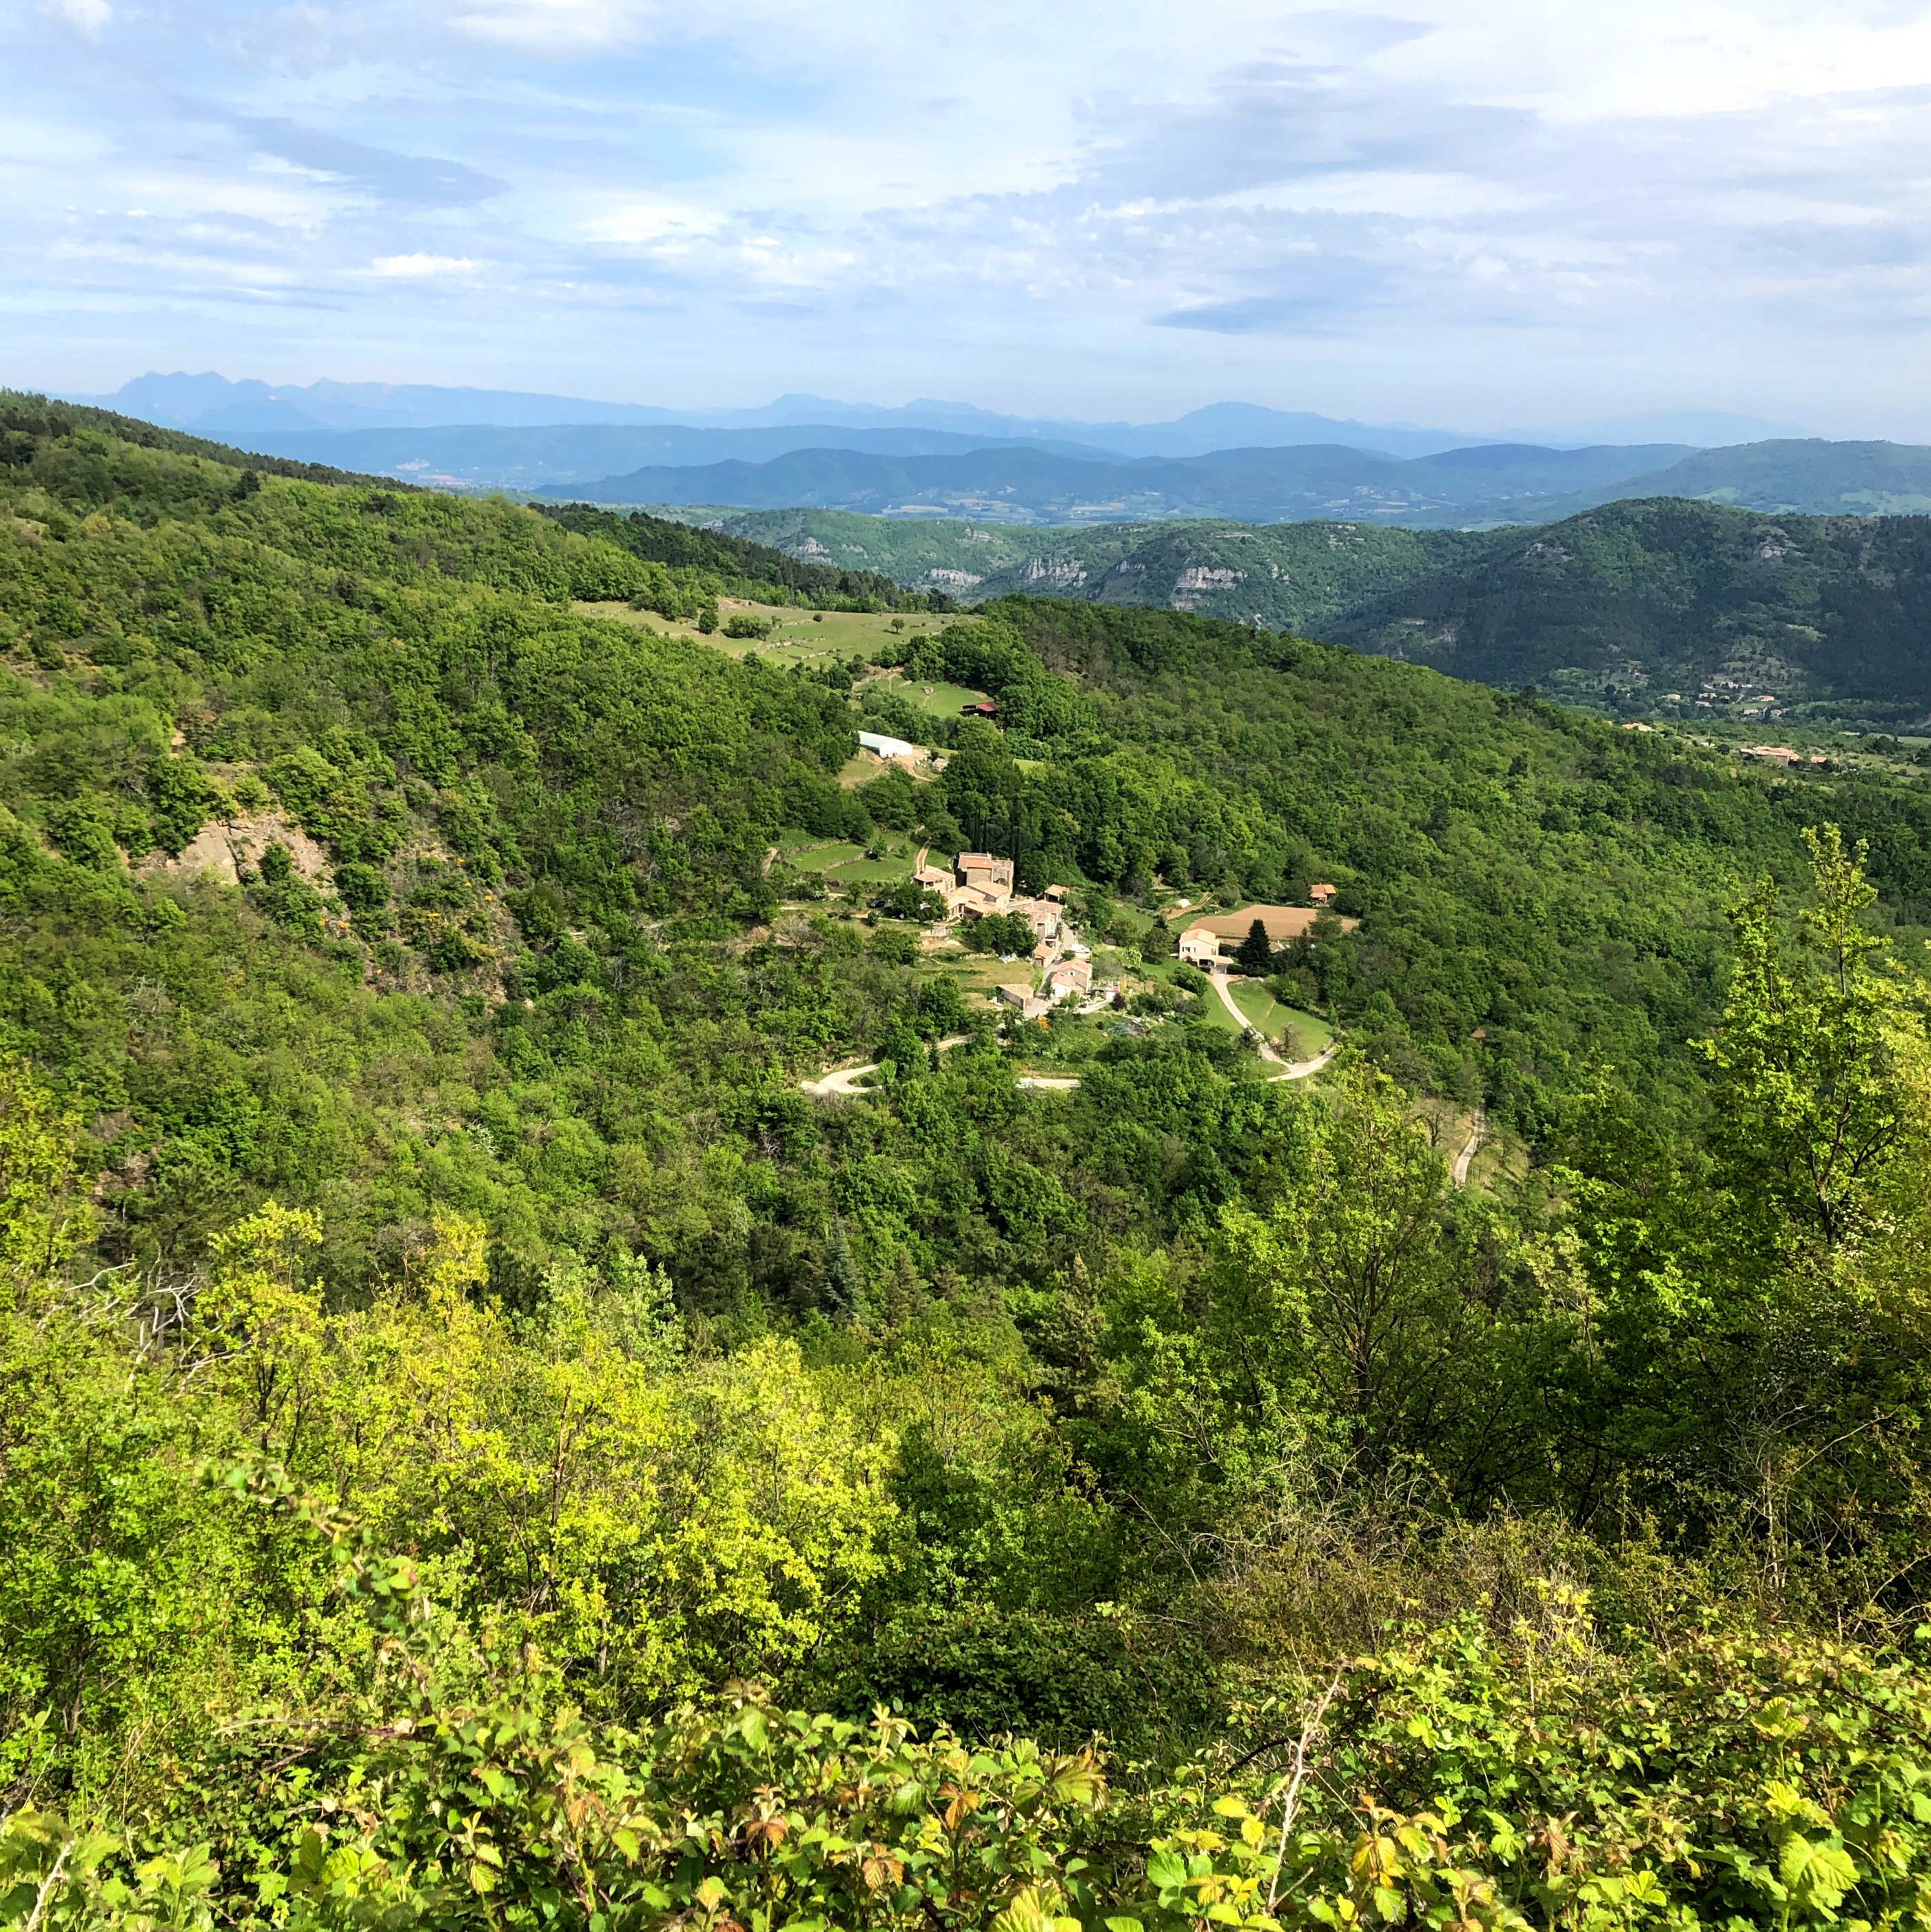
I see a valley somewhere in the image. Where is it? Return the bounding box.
[8,387,1931,1932]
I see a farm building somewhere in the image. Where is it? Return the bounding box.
[857,730,921,760]
[1179,903,1358,972]
[1013,897,1063,943]
[950,884,1011,920]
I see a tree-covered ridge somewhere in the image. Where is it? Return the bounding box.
[0,388,414,491]
[700,500,1931,724]
[1518,435,1931,520]
[538,500,927,610]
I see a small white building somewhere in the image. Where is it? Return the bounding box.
[857,730,921,761]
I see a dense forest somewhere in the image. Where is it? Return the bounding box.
[688,500,1931,726]
[537,501,923,611]
[7,398,1931,1932]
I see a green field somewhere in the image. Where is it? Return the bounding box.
[573,602,991,715]
[881,675,988,720]
[567,595,988,711]
[575,599,946,664]
[775,831,921,885]
[742,607,947,661]
[1223,976,1336,1055]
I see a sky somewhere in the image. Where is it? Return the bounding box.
[7,0,1931,434]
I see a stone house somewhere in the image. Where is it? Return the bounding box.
[1178,924,1224,970]
[1044,957,1092,998]
[956,853,1015,893]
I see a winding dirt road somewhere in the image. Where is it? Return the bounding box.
[802,984,1342,1102]
[1212,974,1340,1082]
[1451,1107,1487,1186]
[800,1035,970,1098]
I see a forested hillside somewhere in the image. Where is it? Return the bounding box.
[1520,436,1931,520]
[10,403,1931,1932]
[697,500,1931,724]
[649,505,1484,629]
[538,500,919,608]
[1325,498,1931,723]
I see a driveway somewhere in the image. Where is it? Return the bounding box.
[800,1034,970,1097]
[1212,973,1340,1081]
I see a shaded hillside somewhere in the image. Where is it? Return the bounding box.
[0,387,409,490]
[537,501,920,607]
[706,501,1931,724]
[1327,498,1931,724]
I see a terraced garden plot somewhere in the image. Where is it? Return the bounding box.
[774,833,922,886]
[828,855,920,884]
[932,950,1033,1006]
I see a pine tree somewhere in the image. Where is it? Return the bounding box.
[1235,917,1274,977]
[821,1219,864,1323]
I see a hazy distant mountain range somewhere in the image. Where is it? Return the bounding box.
[62,372,1808,474]
[61,372,1923,533]
[544,440,1706,527]
[189,422,1121,489]
[548,437,1931,530]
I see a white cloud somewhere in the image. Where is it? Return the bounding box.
[40,0,110,36]
[369,252,478,275]
[10,0,1931,429]
[446,0,657,50]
